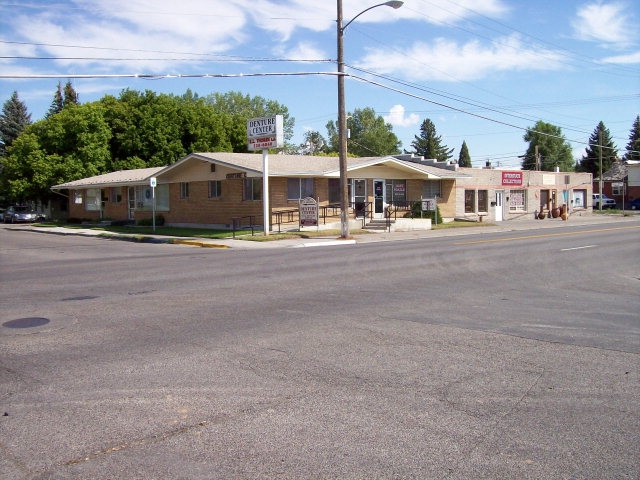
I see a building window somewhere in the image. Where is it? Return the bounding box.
[509,189,526,211]
[612,183,623,195]
[74,191,83,204]
[478,190,488,212]
[208,180,222,198]
[133,184,170,211]
[110,187,122,203]
[287,178,314,200]
[328,178,340,204]
[573,189,586,208]
[86,188,101,211]
[385,180,407,203]
[464,190,475,213]
[243,177,262,201]
[180,182,189,199]
[422,180,441,198]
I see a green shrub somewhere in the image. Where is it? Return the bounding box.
[405,201,443,224]
[137,215,165,226]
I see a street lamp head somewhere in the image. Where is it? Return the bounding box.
[341,1,404,32]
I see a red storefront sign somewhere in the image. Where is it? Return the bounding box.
[502,171,523,186]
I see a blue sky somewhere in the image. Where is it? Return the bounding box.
[1,0,638,168]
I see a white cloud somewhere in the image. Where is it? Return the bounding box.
[601,51,640,64]
[273,42,327,63]
[358,34,565,82]
[3,0,516,76]
[384,104,420,128]
[571,2,632,45]
[10,0,250,73]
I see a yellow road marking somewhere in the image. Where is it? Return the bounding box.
[454,225,640,245]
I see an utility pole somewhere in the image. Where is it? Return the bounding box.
[598,129,603,211]
[337,0,349,239]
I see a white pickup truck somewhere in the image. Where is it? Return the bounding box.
[592,193,617,209]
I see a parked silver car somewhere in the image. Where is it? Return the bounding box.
[2,205,46,223]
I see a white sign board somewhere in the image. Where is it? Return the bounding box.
[247,115,284,151]
[150,177,157,188]
[422,198,436,211]
[299,197,318,227]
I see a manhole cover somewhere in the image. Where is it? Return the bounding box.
[3,317,51,329]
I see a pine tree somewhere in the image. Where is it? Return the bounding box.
[576,121,618,175]
[458,140,471,167]
[410,118,453,161]
[46,82,64,117]
[0,91,32,156]
[624,115,640,161]
[63,80,79,107]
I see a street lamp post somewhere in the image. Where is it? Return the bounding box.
[337,0,403,239]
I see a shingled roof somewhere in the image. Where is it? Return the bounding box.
[52,167,164,190]
[597,160,627,181]
[51,152,470,190]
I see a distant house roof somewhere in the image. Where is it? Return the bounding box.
[51,152,470,190]
[51,167,164,190]
[597,160,628,181]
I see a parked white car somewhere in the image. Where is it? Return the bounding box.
[592,193,617,209]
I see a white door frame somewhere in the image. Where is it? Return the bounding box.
[495,190,504,222]
[373,179,385,219]
[351,179,367,218]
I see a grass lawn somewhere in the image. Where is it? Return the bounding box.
[34,219,495,242]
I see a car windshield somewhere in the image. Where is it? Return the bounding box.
[14,206,31,212]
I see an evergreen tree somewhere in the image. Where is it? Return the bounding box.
[458,140,471,167]
[409,118,453,161]
[624,115,640,161]
[63,80,79,107]
[522,121,574,171]
[576,121,618,175]
[0,91,32,156]
[46,82,64,117]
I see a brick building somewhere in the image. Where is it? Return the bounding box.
[51,152,593,228]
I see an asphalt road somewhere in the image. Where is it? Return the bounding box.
[1,222,638,479]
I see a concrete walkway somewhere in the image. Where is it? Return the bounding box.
[9,212,640,249]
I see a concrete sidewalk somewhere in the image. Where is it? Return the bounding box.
[9,213,639,249]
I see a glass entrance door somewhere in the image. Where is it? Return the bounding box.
[352,179,367,218]
[128,187,136,220]
[373,179,385,219]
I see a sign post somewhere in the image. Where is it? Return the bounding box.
[299,197,319,229]
[422,197,437,225]
[150,177,157,232]
[247,115,284,236]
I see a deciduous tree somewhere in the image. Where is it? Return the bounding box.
[522,121,574,171]
[206,91,294,151]
[3,103,111,201]
[299,130,328,155]
[326,107,401,156]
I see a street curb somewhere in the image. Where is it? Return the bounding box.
[294,240,357,248]
[169,239,230,248]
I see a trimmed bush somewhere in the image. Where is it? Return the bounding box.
[137,215,165,226]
